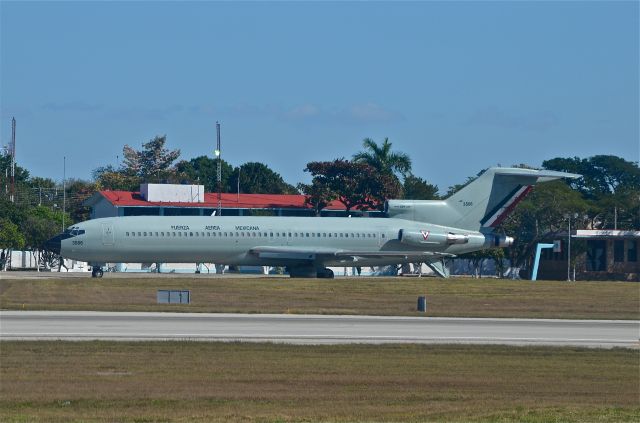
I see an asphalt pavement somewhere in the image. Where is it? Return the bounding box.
[1,311,638,348]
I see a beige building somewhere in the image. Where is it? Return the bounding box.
[539,230,639,281]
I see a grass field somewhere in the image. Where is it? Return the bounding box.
[0,342,638,423]
[1,276,639,319]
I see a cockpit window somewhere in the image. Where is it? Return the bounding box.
[63,227,85,237]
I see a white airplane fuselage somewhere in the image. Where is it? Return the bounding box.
[56,216,493,267]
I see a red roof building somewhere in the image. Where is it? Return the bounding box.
[84,187,381,219]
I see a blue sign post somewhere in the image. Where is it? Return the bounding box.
[531,243,555,281]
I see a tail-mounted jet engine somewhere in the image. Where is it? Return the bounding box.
[487,234,514,248]
[398,229,514,249]
[399,229,470,246]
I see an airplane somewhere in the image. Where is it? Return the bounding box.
[44,167,580,278]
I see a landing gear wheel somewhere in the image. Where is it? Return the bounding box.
[91,268,104,278]
[317,268,334,279]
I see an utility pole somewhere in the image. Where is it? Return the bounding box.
[215,122,222,216]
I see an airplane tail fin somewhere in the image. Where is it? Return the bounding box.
[386,167,581,232]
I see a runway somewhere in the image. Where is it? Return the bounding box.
[2,311,638,348]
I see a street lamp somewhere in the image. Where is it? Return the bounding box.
[564,212,579,281]
[215,122,221,217]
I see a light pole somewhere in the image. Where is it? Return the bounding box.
[62,156,66,231]
[215,122,221,216]
[565,212,578,281]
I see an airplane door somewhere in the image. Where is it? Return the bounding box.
[102,224,115,246]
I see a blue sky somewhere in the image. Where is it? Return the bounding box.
[1,1,638,192]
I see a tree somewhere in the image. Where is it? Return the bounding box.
[444,169,487,198]
[65,178,98,223]
[543,155,640,229]
[352,137,412,180]
[18,206,67,270]
[297,180,334,216]
[543,155,640,198]
[498,180,589,276]
[0,153,30,188]
[302,160,402,212]
[403,174,439,200]
[230,162,298,195]
[0,218,25,250]
[93,165,141,191]
[27,176,56,189]
[122,135,181,181]
[175,156,235,192]
[459,248,507,278]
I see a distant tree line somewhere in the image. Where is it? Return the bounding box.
[1,133,638,276]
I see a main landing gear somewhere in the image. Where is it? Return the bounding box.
[287,266,334,279]
[316,268,334,279]
[91,266,104,278]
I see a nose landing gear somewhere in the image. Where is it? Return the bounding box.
[91,266,104,278]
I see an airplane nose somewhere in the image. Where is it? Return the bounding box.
[43,234,63,255]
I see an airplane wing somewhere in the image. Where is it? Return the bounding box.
[249,246,454,263]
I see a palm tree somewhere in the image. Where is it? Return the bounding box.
[352,137,411,179]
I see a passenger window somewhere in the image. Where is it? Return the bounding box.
[252,232,256,237]
[317,233,320,237]
[270,232,273,237]
[323,233,326,237]
[306,233,310,237]
[178,232,182,237]
[126,232,129,236]
[312,233,315,237]
[288,232,292,237]
[382,234,385,239]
